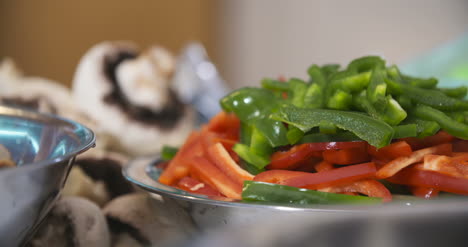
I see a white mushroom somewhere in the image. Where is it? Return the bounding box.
[72,41,195,156]
[103,193,195,246]
[28,196,111,247]
[0,58,114,151]
[63,149,134,207]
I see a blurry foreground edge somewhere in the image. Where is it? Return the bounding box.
[181,199,468,247]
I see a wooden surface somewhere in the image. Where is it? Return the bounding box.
[0,0,215,86]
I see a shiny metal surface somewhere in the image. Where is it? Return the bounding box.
[0,105,95,246]
[125,158,468,247]
[124,156,417,231]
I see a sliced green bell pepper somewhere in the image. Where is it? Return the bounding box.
[392,124,417,139]
[221,88,289,147]
[161,146,178,161]
[242,181,383,205]
[271,104,394,148]
[440,86,467,99]
[413,105,468,139]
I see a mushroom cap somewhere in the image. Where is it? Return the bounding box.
[28,196,110,247]
[103,193,195,246]
[72,41,195,156]
[63,149,135,206]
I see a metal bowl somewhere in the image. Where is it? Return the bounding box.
[123,156,449,231]
[125,156,468,247]
[0,105,95,246]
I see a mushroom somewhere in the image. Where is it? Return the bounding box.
[0,58,117,151]
[28,196,110,247]
[62,149,135,207]
[72,41,195,156]
[103,193,195,246]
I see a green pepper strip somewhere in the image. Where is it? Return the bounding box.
[353,93,407,126]
[288,78,308,107]
[319,120,337,134]
[392,124,417,139]
[367,67,388,109]
[403,75,438,89]
[320,64,340,78]
[271,104,394,148]
[304,83,324,108]
[221,88,289,147]
[233,144,269,171]
[413,105,468,140]
[250,127,273,156]
[404,117,440,138]
[347,56,385,73]
[307,65,326,86]
[298,132,361,144]
[261,78,289,91]
[242,181,382,205]
[161,146,179,161]
[287,126,305,145]
[327,89,353,110]
[394,84,468,111]
[440,86,467,99]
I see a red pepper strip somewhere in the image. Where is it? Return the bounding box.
[314,160,335,172]
[206,142,254,186]
[213,138,240,163]
[206,111,241,140]
[189,156,242,199]
[268,144,322,170]
[177,176,223,197]
[253,170,310,184]
[323,146,370,165]
[269,141,367,170]
[453,140,468,152]
[422,154,468,179]
[294,157,322,172]
[376,143,452,179]
[388,167,468,195]
[320,180,392,202]
[410,186,439,199]
[282,162,377,190]
[368,141,413,161]
[401,131,454,150]
[159,131,202,185]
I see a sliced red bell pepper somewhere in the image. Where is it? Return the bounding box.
[453,140,468,152]
[368,141,413,160]
[314,160,335,172]
[402,131,454,150]
[410,186,439,199]
[323,145,370,165]
[206,111,241,140]
[376,143,452,179]
[177,176,223,197]
[253,170,311,184]
[294,157,322,172]
[206,142,254,186]
[269,141,367,170]
[388,167,468,195]
[282,162,377,189]
[320,179,392,202]
[268,144,322,170]
[189,156,242,199]
[159,131,202,185]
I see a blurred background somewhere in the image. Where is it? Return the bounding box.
[1,0,468,88]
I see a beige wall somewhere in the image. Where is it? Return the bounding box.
[214,0,468,88]
[0,1,215,86]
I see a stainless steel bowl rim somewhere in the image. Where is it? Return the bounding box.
[123,155,393,213]
[0,105,96,173]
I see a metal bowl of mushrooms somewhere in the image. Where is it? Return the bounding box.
[0,105,95,246]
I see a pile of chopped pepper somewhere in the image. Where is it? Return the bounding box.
[159,56,468,205]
